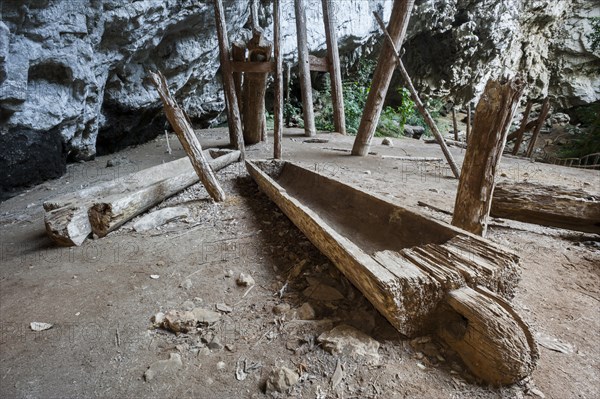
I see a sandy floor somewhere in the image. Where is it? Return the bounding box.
[1,127,598,398]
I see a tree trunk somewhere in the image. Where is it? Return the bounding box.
[213,0,245,156]
[451,78,525,236]
[88,151,240,237]
[294,0,316,136]
[149,70,226,202]
[322,0,346,135]
[273,0,283,159]
[242,31,272,145]
[351,0,415,156]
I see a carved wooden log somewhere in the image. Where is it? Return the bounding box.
[294,0,316,136]
[213,0,245,155]
[352,0,415,156]
[242,31,272,145]
[451,78,525,236]
[322,0,346,134]
[491,182,600,233]
[88,151,240,237]
[149,70,226,202]
[273,0,283,159]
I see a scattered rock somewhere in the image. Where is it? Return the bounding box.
[550,112,570,125]
[106,157,131,168]
[133,206,190,232]
[179,278,193,290]
[236,272,255,287]
[30,322,53,331]
[181,300,195,311]
[144,353,183,382]
[530,388,546,398]
[216,303,233,313]
[150,274,160,279]
[363,170,371,175]
[163,310,196,333]
[273,303,291,315]
[318,324,380,364]
[156,260,165,267]
[536,332,574,354]
[192,308,221,325]
[331,359,344,388]
[217,361,226,370]
[224,269,234,278]
[265,366,300,394]
[404,125,425,139]
[295,302,316,320]
[151,312,165,326]
[208,339,224,351]
[381,138,394,146]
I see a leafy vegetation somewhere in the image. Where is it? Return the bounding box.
[559,103,600,158]
[588,17,600,52]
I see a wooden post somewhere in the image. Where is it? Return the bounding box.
[322,0,346,135]
[351,0,415,156]
[285,62,292,127]
[251,0,259,30]
[231,42,246,108]
[294,0,316,136]
[149,71,227,202]
[273,0,283,159]
[242,30,272,145]
[452,108,458,141]
[451,78,525,236]
[371,12,460,178]
[466,103,471,143]
[511,100,532,155]
[213,0,245,158]
[525,98,551,158]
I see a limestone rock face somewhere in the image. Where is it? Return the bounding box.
[0,0,597,194]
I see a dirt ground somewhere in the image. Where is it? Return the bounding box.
[1,127,598,399]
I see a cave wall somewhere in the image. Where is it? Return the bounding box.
[0,0,598,196]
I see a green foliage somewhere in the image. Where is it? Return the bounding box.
[588,17,600,52]
[559,103,600,158]
[284,102,303,128]
[375,88,416,137]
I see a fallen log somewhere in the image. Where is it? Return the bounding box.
[382,155,443,162]
[88,150,240,237]
[490,182,600,234]
[44,151,240,246]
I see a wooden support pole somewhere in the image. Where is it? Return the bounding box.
[526,98,551,158]
[466,103,471,143]
[511,100,532,155]
[322,0,346,135]
[250,0,259,30]
[371,12,460,178]
[273,0,283,159]
[294,0,316,136]
[231,42,245,109]
[284,62,291,127]
[213,0,245,157]
[242,31,272,145]
[451,78,525,236]
[452,108,459,141]
[149,71,227,202]
[351,0,415,156]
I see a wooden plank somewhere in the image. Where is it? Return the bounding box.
[491,182,600,233]
[451,78,525,236]
[88,151,240,237]
[273,0,283,159]
[382,155,443,162]
[294,0,316,136]
[322,0,346,134]
[308,55,329,72]
[369,11,460,178]
[213,0,245,156]
[230,60,275,73]
[149,70,226,202]
[351,0,415,156]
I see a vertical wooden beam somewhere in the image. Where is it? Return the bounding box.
[525,98,551,158]
[231,42,246,108]
[452,108,458,141]
[451,78,525,236]
[322,0,346,135]
[251,0,260,31]
[466,103,471,143]
[273,0,283,159]
[351,0,415,156]
[371,11,460,178]
[511,100,532,155]
[294,0,316,136]
[149,71,227,202]
[285,62,292,128]
[213,0,245,158]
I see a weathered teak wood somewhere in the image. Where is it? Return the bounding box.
[322,0,346,134]
[511,100,532,155]
[370,11,460,178]
[451,78,525,236]
[284,62,292,127]
[149,70,226,202]
[351,0,415,156]
[452,108,458,141]
[242,31,272,145]
[273,0,283,159]
[213,0,245,156]
[88,151,240,237]
[466,103,471,143]
[526,97,551,158]
[491,182,600,233]
[230,61,274,73]
[231,42,246,108]
[308,55,329,72]
[246,159,537,385]
[294,0,316,136]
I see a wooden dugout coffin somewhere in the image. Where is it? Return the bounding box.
[246,159,538,385]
